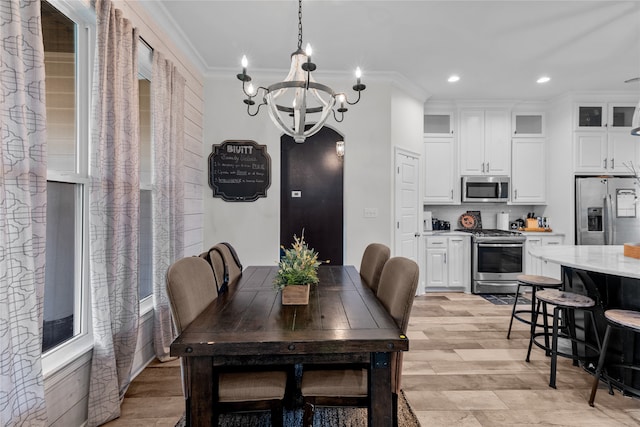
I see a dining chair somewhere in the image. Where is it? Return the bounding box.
[300,256,420,426]
[204,246,229,294]
[166,256,287,427]
[359,243,390,293]
[212,242,243,287]
[199,250,223,292]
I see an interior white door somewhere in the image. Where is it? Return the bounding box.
[394,149,420,263]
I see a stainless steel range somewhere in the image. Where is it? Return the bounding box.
[459,229,526,294]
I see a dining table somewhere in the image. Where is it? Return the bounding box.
[169,264,409,427]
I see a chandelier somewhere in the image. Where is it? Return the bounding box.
[236,0,365,143]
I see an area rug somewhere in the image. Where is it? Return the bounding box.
[174,389,420,426]
[481,293,531,305]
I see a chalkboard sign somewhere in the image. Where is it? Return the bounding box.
[208,140,271,202]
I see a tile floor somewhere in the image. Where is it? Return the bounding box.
[403,292,640,426]
[108,291,640,426]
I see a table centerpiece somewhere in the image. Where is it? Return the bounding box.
[274,232,321,305]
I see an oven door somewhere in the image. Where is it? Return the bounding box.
[473,242,524,281]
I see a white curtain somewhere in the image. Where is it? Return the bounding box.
[87,0,140,425]
[0,0,48,425]
[152,52,185,361]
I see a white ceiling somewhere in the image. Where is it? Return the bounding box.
[145,0,640,101]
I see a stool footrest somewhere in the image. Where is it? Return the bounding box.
[513,309,553,328]
[601,369,640,399]
[531,331,601,362]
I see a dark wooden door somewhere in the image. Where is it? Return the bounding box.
[281,127,344,265]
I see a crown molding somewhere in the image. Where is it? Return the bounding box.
[136,0,208,75]
[136,2,429,102]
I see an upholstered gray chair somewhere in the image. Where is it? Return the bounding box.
[211,242,243,290]
[166,256,287,427]
[201,246,228,294]
[300,256,419,426]
[359,243,391,293]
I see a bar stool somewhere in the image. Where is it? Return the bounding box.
[527,289,601,389]
[589,309,640,406]
[507,274,562,339]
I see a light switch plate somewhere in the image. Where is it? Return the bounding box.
[291,190,301,198]
[364,208,378,218]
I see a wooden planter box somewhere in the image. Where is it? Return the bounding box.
[281,284,310,305]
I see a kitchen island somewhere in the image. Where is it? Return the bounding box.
[528,244,640,280]
[529,244,640,395]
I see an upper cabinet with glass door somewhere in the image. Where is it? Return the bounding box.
[574,101,639,174]
[576,103,637,131]
[512,112,545,137]
[424,112,455,137]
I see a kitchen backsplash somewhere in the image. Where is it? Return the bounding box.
[424,204,547,230]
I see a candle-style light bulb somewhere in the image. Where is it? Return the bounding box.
[237,55,251,82]
[337,93,347,113]
[302,43,316,73]
[352,67,365,93]
[241,55,248,74]
[247,83,255,96]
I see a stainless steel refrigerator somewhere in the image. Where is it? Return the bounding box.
[576,176,640,245]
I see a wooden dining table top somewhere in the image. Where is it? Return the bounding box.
[169,265,409,359]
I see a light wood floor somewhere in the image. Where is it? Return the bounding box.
[404,293,640,426]
[106,292,640,426]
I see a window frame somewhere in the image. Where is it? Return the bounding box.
[138,39,154,314]
[42,0,95,378]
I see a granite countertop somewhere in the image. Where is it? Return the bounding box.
[529,245,640,279]
[423,230,565,237]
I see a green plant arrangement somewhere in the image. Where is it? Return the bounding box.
[274,232,321,291]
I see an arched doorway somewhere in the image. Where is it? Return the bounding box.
[280,127,344,265]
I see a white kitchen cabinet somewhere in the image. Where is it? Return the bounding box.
[460,109,510,176]
[574,131,638,174]
[425,235,470,292]
[607,132,638,173]
[524,234,563,279]
[447,235,470,289]
[426,237,448,289]
[576,103,636,131]
[512,112,545,137]
[574,102,638,174]
[424,112,455,137]
[511,138,546,204]
[424,137,459,204]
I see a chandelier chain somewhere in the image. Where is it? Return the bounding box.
[297,0,303,50]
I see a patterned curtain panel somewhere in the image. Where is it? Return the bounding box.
[87,0,140,425]
[151,52,185,361]
[0,0,48,425]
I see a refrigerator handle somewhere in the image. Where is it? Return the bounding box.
[604,194,614,245]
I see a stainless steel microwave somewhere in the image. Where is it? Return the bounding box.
[462,176,510,203]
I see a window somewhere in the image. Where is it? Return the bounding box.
[139,41,153,303]
[43,181,78,352]
[41,0,155,371]
[42,0,93,373]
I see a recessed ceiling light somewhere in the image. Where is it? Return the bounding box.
[448,75,460,83]
[537,76,551,84]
